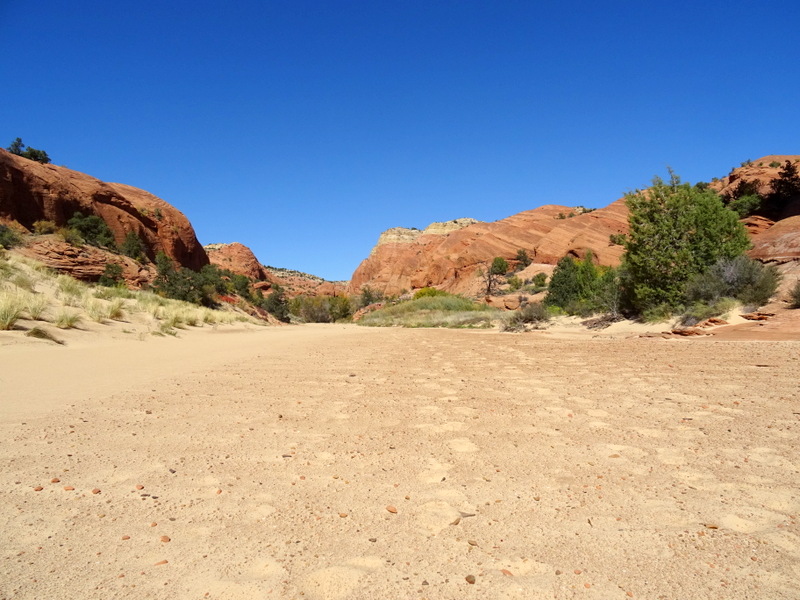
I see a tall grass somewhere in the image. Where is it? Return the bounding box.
[0,292,24,330]
[23,293,49,320]
[54,309,81,329]
[358,294,498,328]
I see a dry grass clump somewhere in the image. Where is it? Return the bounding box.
[54,309,82,329]
[83,299,110,323]
[11,273,35,292]
[0,291,24,330]
[23,293,49,321]
[94,286,135,300]
[108,298,126,321]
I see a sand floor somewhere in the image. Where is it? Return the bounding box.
[1,325,799,599]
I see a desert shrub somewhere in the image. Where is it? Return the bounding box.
[622,169,750,313]
[789,280,800,308]
[503,301,551,331]
[57,227,84,246]
[531,272,547,288]
[119,232,147,261]
[686,256,781,308]
[641,303,675,323]
[0,225,22,249]
[515,249,532,269]
[491,256,509,275]
[32,220,57,234]
[680,298,737,327]
[262,286,290,322]
[0,292,24,329]
[289,295,351,323]
[84,299,109,323]
[609,233,627,246]
[152,252,222,307]
[7,138,51,163]
[769,161,781,168]
[98,263,124,287]
[67,212,115,248]
[507,275,522,291]
[355,286,384,309]
[545,251,619,316]
[413,287,449,299]
[729,194,762,218]
[762,160,800,219]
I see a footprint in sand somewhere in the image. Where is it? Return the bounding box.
[300,557,382,600]
[448,438,479,453]
[414,500,462,535]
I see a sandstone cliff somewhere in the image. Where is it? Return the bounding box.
[350,156,800,297]
[205,242,270,280]
[0,149,208,271]
[349,202,628,297]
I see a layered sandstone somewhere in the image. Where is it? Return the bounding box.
[0,149,208,271]
[349,201,629,297]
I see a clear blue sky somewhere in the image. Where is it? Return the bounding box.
[2,1,798,280]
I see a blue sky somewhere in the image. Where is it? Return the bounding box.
[2,1,798,280]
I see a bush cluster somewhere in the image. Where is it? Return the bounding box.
[288,295,352,323]
[544,251,620,316]
[0,225,22,249]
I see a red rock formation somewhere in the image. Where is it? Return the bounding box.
[348,202,629,297]
[205,242,270,280]
[16,237,154,287]
[0,149,208,270]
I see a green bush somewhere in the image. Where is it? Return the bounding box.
[680,298,737,327]
[769,161,781,168]
[622,169,750,313]
[491,257,509,275]
[57,227,84,246]
[358,293,495,328]
[0,225,22,249]
[119,232,147,261]
[686,256,781,308]
[507,275,522,291]
[763,160,800,219]
[262,286,290,322]
[515,249,532,269]
[504,301,551,331]
[67,212,116,248]
[98,263,124,287]
[413,287,448,299]
[532,272,547,288]
[790,280,800,309]
[729,194,762,218]
[356,286,384,309]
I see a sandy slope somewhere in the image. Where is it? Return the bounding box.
[1,325,799,599]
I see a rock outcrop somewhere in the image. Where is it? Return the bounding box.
[205,242,270,280]
[16,237,154,288]
[349,201,629,297]
[0,149,208,271]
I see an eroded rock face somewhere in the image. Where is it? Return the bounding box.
[0,149,208,270]
[205,242,269,280]
[17,237,154,287]
[349,202,629,297]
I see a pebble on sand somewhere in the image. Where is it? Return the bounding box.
[121,536,130,540]
[501,569,513,576]
[135,484,144,490]
[33,486,43,491]
[465,575,476,584]
[51,478,60,483]
[154,560,168,566]
[63,486,74,491]
[339,513,348,518]
[386,506,398,514]
[91,488,101,494]
[160,536,171,543]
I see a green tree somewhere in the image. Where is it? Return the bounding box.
[763,160,800,219]
[262,285,290,322]
[7,138,51,163]
[119,231,147,261]
[622,170,751,313]
[490,257,509,275]
[515,249,532,269]
[67,212,116,248]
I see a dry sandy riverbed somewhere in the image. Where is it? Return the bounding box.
[1,324,799,599]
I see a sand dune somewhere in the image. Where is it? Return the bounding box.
[1,325,799,599]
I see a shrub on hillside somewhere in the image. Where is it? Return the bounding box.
[98,263,124,287]
[67,212,116,248]
[32,220,57,234]
[503,301,551,331]
[788,280,800,309]
[0,225,22,249]
[413,287,449,299]
[119,231,147,261]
